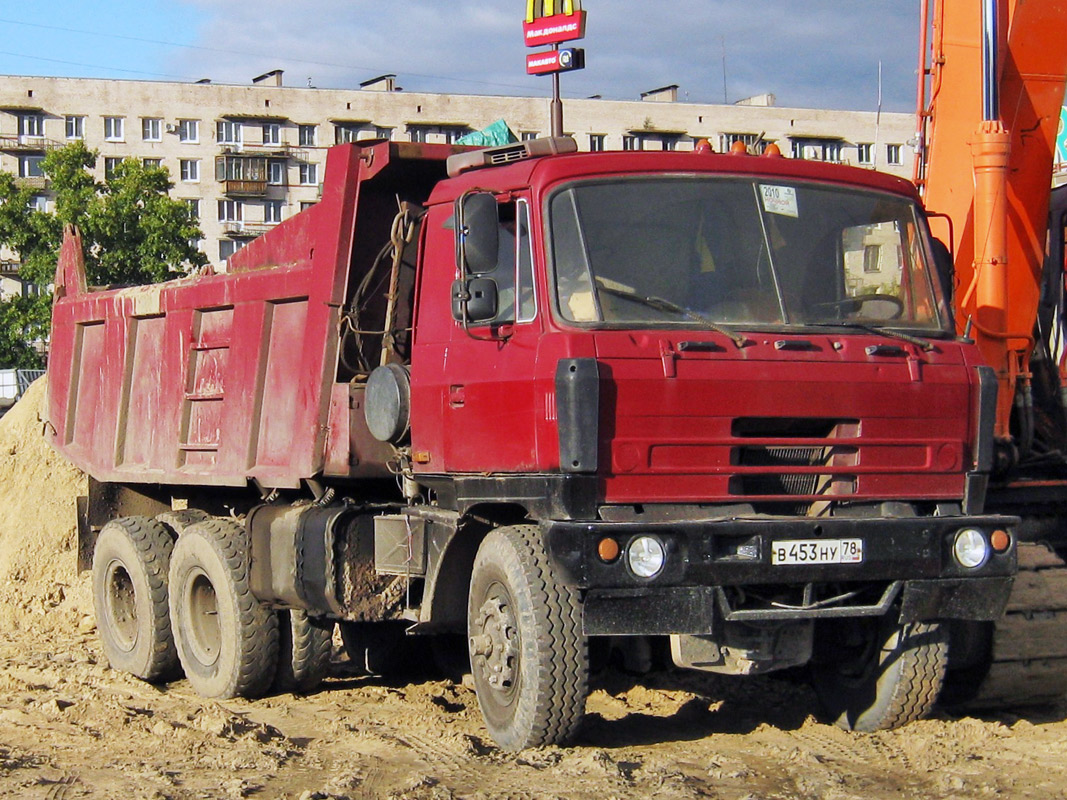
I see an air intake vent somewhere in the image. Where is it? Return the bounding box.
[486,144,529,166]
[446,136,578,177]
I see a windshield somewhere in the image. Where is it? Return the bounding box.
[548,177,947,331]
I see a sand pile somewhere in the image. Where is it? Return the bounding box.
[0,377,88,631]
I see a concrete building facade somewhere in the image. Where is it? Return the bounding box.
[0,71,916,273]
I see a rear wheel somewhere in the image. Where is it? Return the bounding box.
[811,615,947,732]
[168,518,278,699]
[273,609,333,693]
[91,516,179,682]
[467,525,588,751]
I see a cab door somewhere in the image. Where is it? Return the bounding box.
[410,196,543,474]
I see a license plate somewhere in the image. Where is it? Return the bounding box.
[771,539,864,565]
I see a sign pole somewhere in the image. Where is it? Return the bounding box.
[551,43,563,137]
[524,2,586,138]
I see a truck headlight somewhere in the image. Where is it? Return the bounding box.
[953,528,990,569]
[627,536,666,579]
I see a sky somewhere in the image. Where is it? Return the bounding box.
[0,1,921,112]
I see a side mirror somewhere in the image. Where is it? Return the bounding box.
[457,192,499,274]
[452,278,499,323]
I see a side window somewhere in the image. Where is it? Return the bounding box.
[492,200,537,325]
[515,201,536,322]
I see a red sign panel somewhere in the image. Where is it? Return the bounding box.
[526,50,565,75]
[526,48,584,76]
[523,10,587,47]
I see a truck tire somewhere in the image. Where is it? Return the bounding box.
[168,518,278,699]
[467,524,588,751]
[273,609,333,694]
[91,516,179,682]
[811,615,947,732]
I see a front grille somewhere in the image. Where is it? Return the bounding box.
[729,418,859,499]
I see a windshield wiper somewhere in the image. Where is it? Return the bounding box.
[805,321,936,352]
[595,282,749,348]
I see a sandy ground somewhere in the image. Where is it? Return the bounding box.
[3,382,1067,799]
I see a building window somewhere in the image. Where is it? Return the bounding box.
[622,135,641,151]
[719,133,766,153]
[588,134,605,152]
[183,198,200,221]
[216,120,242,145]
[27,195,48,212]
[300,201,317,212]
[179,159,200,182]
[264,200,284,224]
[442,128,467,144]
[267,161,285,185]
[824,141,842,162]
[18,155,44,178]
[857,143,874,165]
[65,115,85,140]
[142,158,162,169]
[18,113,43,138]
[660,137,678,152]
[298,163,318,185]
[335,123,366,144]
[219,239,245,261]
[262,123,281,146]
[142,118,162,141]
[375,127,393,140]
[887,143,903,166]
[521,131,538,141]
[218,199,243,223]
[863,245,882,273]
[178,119,199,143]
[298,124,317,147]
[104,116,124,142]
[104,157,123,178]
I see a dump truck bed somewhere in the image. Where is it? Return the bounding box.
[46,141,454,488]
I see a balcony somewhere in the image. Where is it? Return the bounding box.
[219,179,269,197]
[222,221,276,238]
[240,142,307,160]
[0,135,62,153]
[216,155,270,197]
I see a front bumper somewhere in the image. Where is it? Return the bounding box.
[542,515,1017,636]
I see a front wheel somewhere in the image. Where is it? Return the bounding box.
[810,615,947,732]
[467,525,588,751]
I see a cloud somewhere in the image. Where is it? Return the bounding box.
[173,0,918,111]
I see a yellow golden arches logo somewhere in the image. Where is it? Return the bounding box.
[527,0,581,23]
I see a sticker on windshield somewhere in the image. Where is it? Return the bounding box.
[759,185,799,218]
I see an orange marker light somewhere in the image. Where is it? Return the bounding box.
[990,529,1011,553]
[597,537,620,562]
[730,140,748,155]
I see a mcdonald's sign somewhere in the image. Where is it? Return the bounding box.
[523,0,586,48]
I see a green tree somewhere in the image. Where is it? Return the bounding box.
[0,141,206,368]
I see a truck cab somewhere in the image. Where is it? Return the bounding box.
[48,137,1016,751]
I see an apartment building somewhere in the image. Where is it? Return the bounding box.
[0,71,916,272]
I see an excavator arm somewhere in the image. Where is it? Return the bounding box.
[919,0,1067,446]
[917,0,1067,711]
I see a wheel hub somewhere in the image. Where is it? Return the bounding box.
[471,595,518,690]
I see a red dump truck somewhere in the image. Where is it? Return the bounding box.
[48,137,1016,751]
